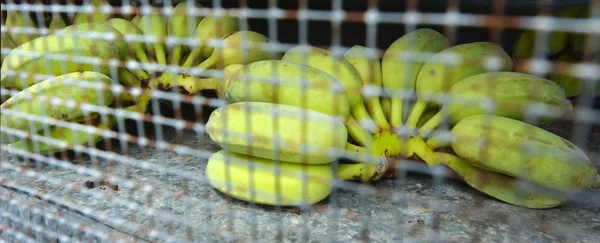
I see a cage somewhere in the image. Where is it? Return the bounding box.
[1,0,599,242]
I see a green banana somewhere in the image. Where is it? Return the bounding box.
[418,71,572,136]
[1,71,115,144]
[380,97,391,122]
[150,64,243,96]
[73,0,111,25]
[224,60,351,118]
[205,102,348,164]
[138,14,168,65]
[569,7,599,56]
[550,48,585,97]
[343,45,390,130]
[416,108,439,128]
[103,18,152,82]
[381,28,449,128]
[197,30,273,69]
[181,15,240,68]
[0,23,133,90]
[438,115,598,192]
[408,137,567,209]
[48,14,67,32]
[168,1,204,65]
[131,15,141,26]
[406,42,513,130]
[5,10,40,46]
[1,32,16,66]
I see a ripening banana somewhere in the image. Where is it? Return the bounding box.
[381,28,449,128]
[72,0,111,25]
[181,15,241,68]
[168,1,204,65]
[407,137,567,209]
[0,23,134,90]
[205,102,348,164]
[104,18,152,81]
[150,64,243,96]
[48,14,67,32]
[1,32,16,66]
[138,13,168,65]
[5,10,40,46]
[0,71,115,144]
[206,149,383,206]
[343,45,390,130]
[418,71,573,136]
[197,30,273,69]
[432,115,598,192]
[224,60,351,118]
[405,42,513,130]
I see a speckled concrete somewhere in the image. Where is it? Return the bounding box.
[1,110,599,242]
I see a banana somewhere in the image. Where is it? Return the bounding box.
[196,30,273,69]
[181,15,240,68]
[550,48,585,97]
[104,18,152,81]
[407,137,567,209]
[48,14,67,32]
[150,64,243,96]
[205,102,348,164]
[381,28,449,128]
[418,71,572,136]
[568,6,599,56]
[5,10,40,46]
[138,14,168,65]
[168,1,204,65]
[224,60,351,118]
[1,32,16,66]
[380,97,391,122]
[441,115,598,192]
[405,42,513,130]
[416,108,439,128]
[73,0,111,25]
[205,149,334,206]
[343,45,390,130]
[0,23,132,90]
[512,5,587,59]
[1,71,115,144]
[131,15,141,25]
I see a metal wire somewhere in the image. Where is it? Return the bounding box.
[1,0,599,242]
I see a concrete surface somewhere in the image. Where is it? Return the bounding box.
[1,111,599,243]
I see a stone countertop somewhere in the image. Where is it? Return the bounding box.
[1,109,599,243]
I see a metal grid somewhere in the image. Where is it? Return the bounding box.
[1,0,599,242]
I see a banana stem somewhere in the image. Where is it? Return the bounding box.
[366,97,390,130]
[170,45,183,65]
[345,117,372,146]
[197,54,218,69]
[154,44,167,65]
[418,111,444,137]
[134,46,152,64]
[149,72,219,95]
[406,100,427,129]
[337,162,378,181]
[425,133,452,150]
[390,97,403,128]
[182,46,204,68]
[118,69,142,87]
[407,137,438,166]
[351,105,380,133]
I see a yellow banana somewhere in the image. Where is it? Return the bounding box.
[343,45,390,130]
[1,32,16,66]
[181,15,240,68]
[131,15,141,25]
[418,71,572,136]
[406,42,513,130]
[48,14,67,32]
[381,28,449,128]
[138,14,168,65]
[197,30,273,69]
[168,1,204,65]
[0,23,132,90]
[5,10,40,46]
[1,71,115,144]
[205,102,348,164]
[408,137,567,209]
[224,60,351,118]
[73,0,111,25]
[442,115,598,192]
[380,97,391,122]
[103,18,152,82]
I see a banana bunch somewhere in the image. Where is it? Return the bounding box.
[202,27,598,209]
[512,4,600,99]
[204,102,389,206]
[0,71,147,155]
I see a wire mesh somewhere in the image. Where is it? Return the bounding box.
[1,0,599,242]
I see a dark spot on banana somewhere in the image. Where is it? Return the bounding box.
[140,79,149,89]
[429,69,436,76]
